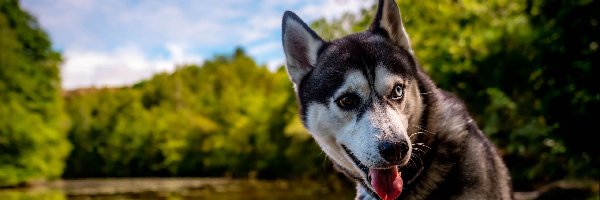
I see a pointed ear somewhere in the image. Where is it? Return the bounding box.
[282,11,325,86]
[369,0,413,53]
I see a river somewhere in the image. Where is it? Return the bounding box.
[0,178,355,200]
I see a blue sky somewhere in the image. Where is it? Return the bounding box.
[21,0,372,89]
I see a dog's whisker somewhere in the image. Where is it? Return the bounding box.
[415,127,433,135]
[409,156,418,169]
[414,125,435,135]
[409,131,427,139]
[408,154,426,180]
[413,143,431,150]
[413,154,424,167]
[406,154,426,186]
[408,158,417,168]
[320,152,330,168]
[412,147,427,154]
[411,152,422,161]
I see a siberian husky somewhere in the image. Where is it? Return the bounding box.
[281,0,513,199]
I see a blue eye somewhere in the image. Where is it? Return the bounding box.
[391,84,404,100]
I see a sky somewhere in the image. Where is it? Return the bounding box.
[20,0,373,90]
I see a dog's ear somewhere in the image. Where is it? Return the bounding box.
[369,0,413,53]
[282,11,325,86]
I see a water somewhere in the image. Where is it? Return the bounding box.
[0,178,355,200]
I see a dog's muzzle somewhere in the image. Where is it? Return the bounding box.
[341,145,404,200]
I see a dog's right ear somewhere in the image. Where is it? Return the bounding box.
[369,0,413,53]
[282,11,325,86]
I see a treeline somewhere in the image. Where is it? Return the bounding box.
[63,50,330,179]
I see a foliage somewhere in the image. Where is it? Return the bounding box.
[312,0,598,190]
[0,0,70,187]
[63,49,334,179]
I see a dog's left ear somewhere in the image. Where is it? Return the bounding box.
[370,0,413,53]
[282,11,325,86]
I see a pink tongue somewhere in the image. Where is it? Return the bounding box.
[369,167,403,200]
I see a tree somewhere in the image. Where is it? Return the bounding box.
[0,0,70,187]
[63,50,333,180]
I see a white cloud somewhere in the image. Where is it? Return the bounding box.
[241,16,282,43]
[248,42,281,57]
[266,58,286,71]
[299,0,373,22]
[21,0,372,89]
[249,42,285,71]
[61,44,202,90]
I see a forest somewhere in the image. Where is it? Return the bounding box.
[0,0,598,198]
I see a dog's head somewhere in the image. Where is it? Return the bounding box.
[282,0,424,199]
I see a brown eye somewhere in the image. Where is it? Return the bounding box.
[336,94,360,110]
[391,84,404,100]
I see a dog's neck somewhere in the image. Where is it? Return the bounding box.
[400,68,477,199]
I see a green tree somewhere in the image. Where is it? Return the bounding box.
[0,0,70,186]
[63,49,332,180]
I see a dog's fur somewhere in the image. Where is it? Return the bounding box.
[281,0,513,199]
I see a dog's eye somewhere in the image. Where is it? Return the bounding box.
[336,94,359,110]
[391,84,404,100]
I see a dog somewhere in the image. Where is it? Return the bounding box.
[281,0,513,199]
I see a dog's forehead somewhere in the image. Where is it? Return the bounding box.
[317,33,413,80]
[298,33,415,106]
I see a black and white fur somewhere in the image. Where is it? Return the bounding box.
[281,0,513,199]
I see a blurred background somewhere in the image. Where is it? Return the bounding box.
[0,0,598,199]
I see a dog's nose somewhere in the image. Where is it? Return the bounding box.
[378,141,408,163]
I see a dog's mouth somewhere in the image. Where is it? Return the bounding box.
[342,145,403,200]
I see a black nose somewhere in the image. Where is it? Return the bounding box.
[378,141,408,164]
